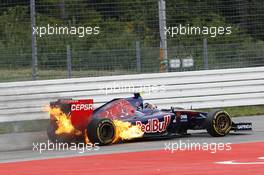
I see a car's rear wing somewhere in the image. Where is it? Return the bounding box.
[49,99,94,130]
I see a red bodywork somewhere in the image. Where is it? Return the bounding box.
[50,99,94,130]
[51,98,136,131]
[70,99,94,130]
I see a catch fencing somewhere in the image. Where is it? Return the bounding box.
[0,0,263,81]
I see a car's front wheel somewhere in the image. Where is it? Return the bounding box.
[205,109,232,137]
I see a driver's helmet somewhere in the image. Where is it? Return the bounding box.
[143,103,157,110]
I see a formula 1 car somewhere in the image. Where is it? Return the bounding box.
[47,93,252,145]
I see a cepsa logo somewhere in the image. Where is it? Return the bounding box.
[70,99,94,129]
[136,115,171,133]
[71,104,94,111]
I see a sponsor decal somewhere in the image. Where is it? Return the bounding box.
[180,114,188,122]
[237,124,252,130]
[71,104,94,111]
[70,99,94,129]
[136,115,171,133]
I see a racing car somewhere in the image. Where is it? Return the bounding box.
[47,93,252,145]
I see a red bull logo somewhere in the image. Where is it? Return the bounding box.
[136,115,171,133]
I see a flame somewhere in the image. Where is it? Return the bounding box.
[113,120,144,143]
[84,129,90,144]
[43,105,144,144]
[43,105,75,135]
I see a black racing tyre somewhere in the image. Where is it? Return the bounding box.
[205,109,232,137]
[87,118,116,145]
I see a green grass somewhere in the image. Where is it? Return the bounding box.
[200,105,264,117]
[0,119,49,134]
[0,68,135,82]
[219,105,264,117]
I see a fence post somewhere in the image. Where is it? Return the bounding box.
[158,0,168,72]
[136,41,141,73]
[67,45,72,78]
[30,0,38,80]
[203,38,208,70]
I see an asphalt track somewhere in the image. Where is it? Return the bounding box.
[0,115,263,175]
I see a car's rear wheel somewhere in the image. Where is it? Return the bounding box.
[87,118,116,145]
[205,109,232,137]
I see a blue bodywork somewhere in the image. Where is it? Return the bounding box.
[93,93,208,138]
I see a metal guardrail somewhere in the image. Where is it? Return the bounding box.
[0,67,264,122]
